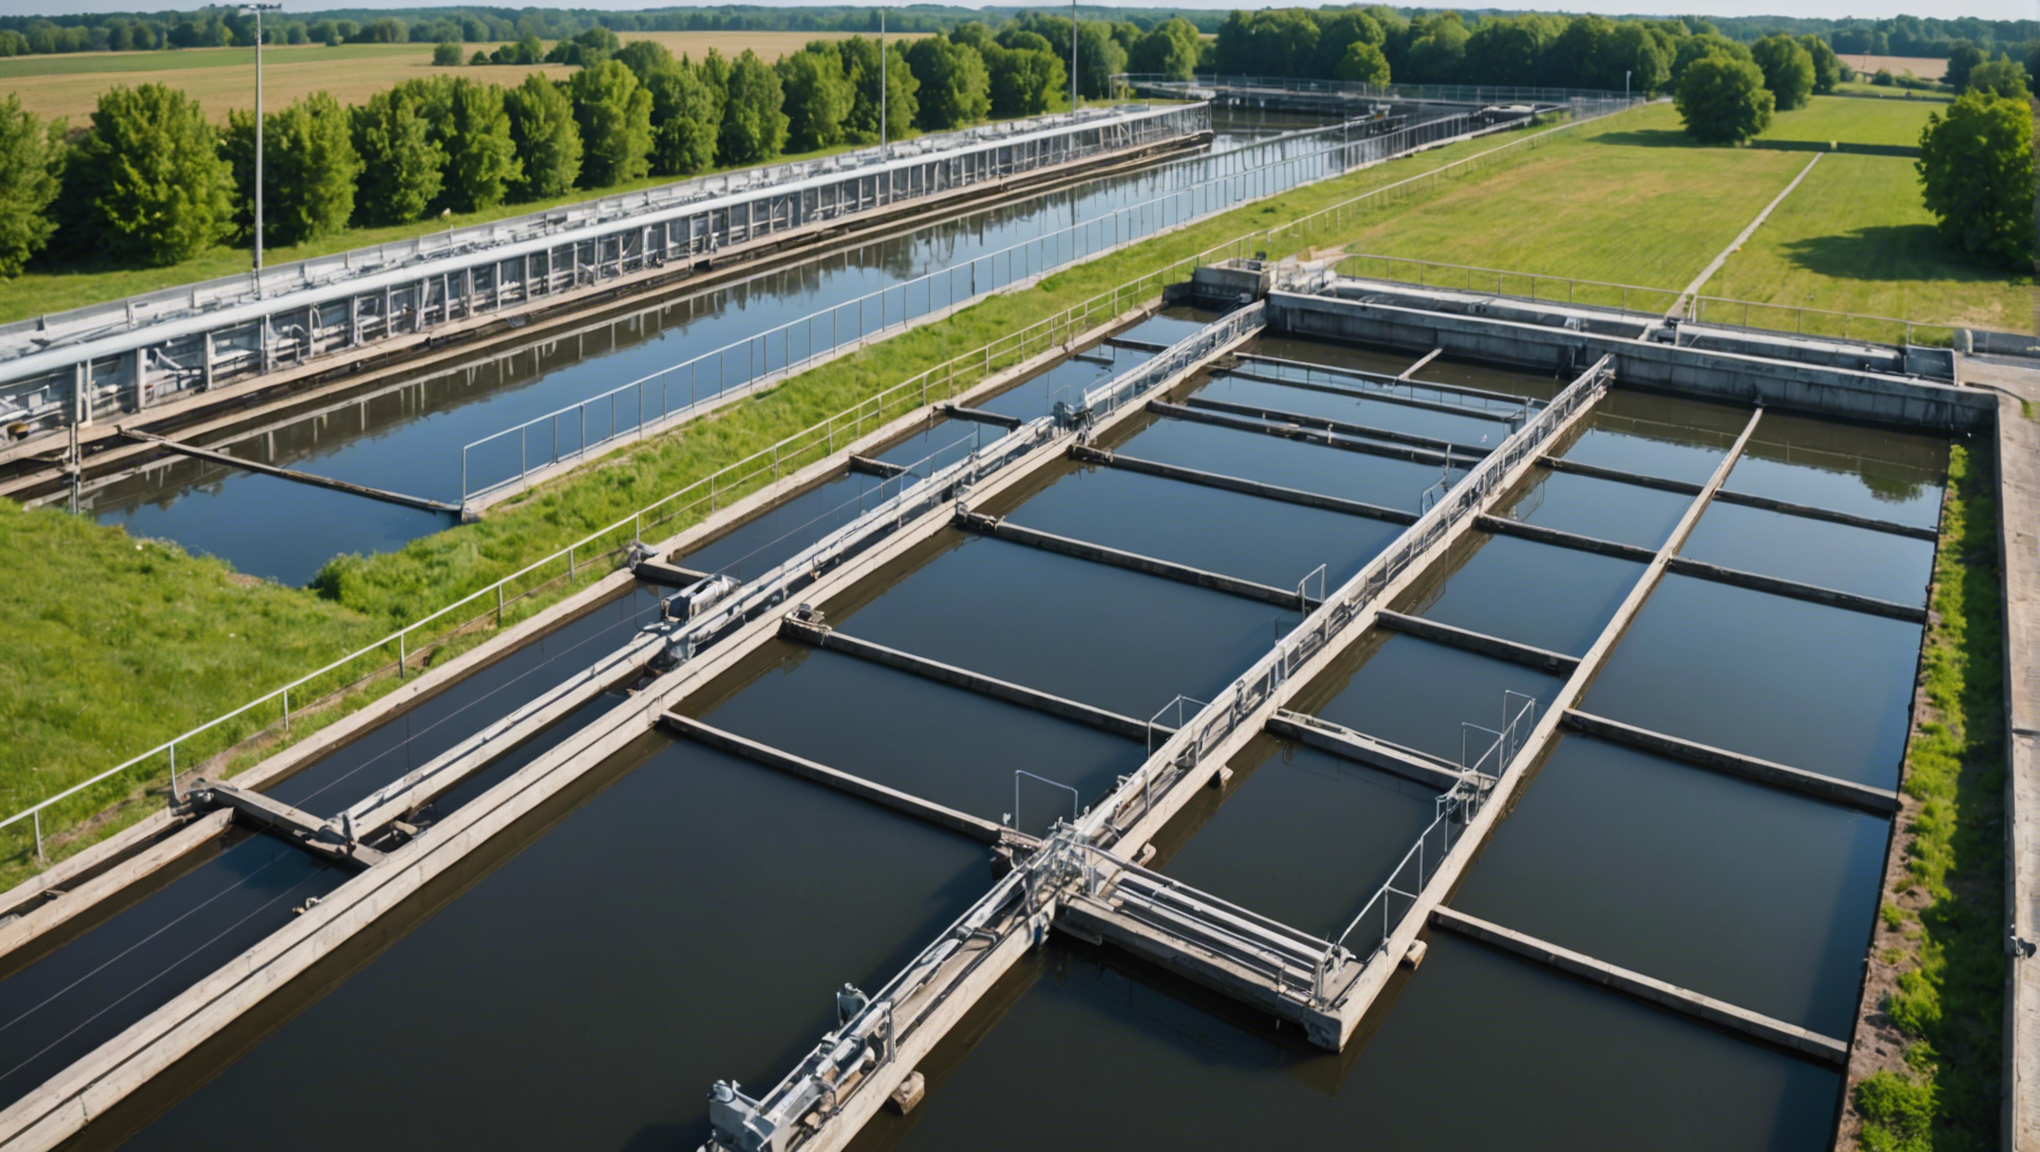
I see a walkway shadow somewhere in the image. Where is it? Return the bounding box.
[1588,128,1699,149]
[1779,224,2008,284]
[1752,139,1921,158]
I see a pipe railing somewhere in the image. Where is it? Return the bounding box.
[1332,251,1969,349]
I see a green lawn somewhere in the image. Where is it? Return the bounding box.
[1334,101,1810,297]
[1332,96,2028,336]
[1706,99,2030,337]
[0,110,1606,882]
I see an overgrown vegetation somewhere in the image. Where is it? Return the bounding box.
[1854,442,2006,1151]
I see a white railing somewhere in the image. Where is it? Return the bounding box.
[1332,251,1970,348]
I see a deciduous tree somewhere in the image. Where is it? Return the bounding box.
[73,83,234,264]
[0,95,60,277]
[225,91,360,247]
[505,74,581,199]
[1334,42,1391,85]
[1917,90,2035,268]
[1749,34,1815,111]
[645,60,721,175]
[569,59,653,186]
[718,49,788,165]
[351,82,447,223]
[1676,52,1775,144]
[777,45,852,152]
[905,37,989,130]
[442,79,520,211]
[837,36,916,144]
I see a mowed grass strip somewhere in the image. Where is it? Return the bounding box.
[1333,96,2027,335]
[1706,100,2030,335]
[1334,101,1810,291]
[0,109,1622,881]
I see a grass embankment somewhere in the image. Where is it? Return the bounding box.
[1337,96,2029,335]
[0,502,385,868]
[0,109,1617,883]
[1851,443,2006,1152]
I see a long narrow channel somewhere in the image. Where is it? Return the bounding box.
[80,107,1385,585]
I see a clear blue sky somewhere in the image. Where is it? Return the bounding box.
[9,0,2037,24]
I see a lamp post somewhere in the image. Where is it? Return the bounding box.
[1625,69,1631,102]
[879,5,886,156]
[243,3,282,280]
[1070,0,1078,112]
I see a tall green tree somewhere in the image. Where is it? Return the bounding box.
[1797,34,1842,94]
[983,41,1065,117]
[777,45,853,152]
[1945,40,1987,91]
[1670,33,1751,87]
[612,38,675,82]
[350,81,447,225]
[1676,51,1775,144]
[1917,90,2035,268]
[505,74,581,200]
[1464,15,1558,89]
[1967,54,2032,99]
[1605,22,1672,94]
[1749,34,1815,111]
[441,78,519,212]
[1335,41,1391,85]
[718,48,788,165]
[1073,22,1126,99]
[1311,10,1386,79]
[837,36,917,144]
[569,59,653,187]
[224,91,360,247]
[645,60,721,175]
[0,95,60,277]
[72,83,234,265]
[1129,17,1200,80]
[906,37,989,130]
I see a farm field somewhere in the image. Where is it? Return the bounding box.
[0,30,886,125]
[1840,53,1949,79]
[1334,96,2029,336]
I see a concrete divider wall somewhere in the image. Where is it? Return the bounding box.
[1271,289,1997,433]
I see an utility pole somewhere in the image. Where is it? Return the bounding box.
[879,6,886,155]
[1070,0,1078,112]
[243,3,282,283]
[1625,69,1631,102]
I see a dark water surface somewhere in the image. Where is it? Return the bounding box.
[0,837,341,1111]
[1682,500,1935,607]
[1454,735,1888,1036]
[703,645,1145,835]
[866,934,1841,1152]
[114,739,987,1152]
[1398,531,1646,656]
[1583,574,1921,789]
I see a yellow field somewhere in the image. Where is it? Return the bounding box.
[1841,54,1948,80]
[0,31,896,125]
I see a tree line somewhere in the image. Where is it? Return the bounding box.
[0,19,1194,280]
[2,6,2034,62]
